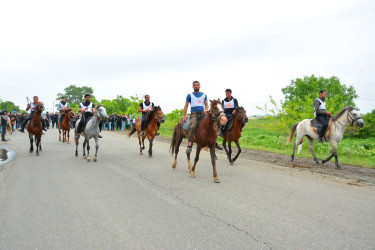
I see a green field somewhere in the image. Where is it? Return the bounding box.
[159,118,375,168]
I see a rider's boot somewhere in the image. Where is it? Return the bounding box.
[98,134,103,138]
[141,131,145,136]
[216,143,223,150]
[317,137,323,143]
[156,132,160,136]
[186,144,192,154]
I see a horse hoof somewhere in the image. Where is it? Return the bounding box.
[94,158,97,162]
[322,160,326,164]
[148,155,152,158]
[87,158,91,162]
[336,165,342,169]
[172,162,177,169]
[315,161,320,165]
[142,147,145,150]
[214,178,221,183]
[291,157,294,162]
[36,153,40,156]
[140,152,143,155]
[190,173,195,178]
[83,156,87,159]
[230,162,234,166]
[29,150,33,153]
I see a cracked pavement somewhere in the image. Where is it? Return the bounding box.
[0,129,374,249]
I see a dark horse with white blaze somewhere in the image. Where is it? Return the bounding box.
[74,105,108,162]
[220,106,248,165]
[128,106,165,157]
[170,99,227,183]
[287,106,365,169]
[26,102,44,156]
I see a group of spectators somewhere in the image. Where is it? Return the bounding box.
[101,113,138,131]
[0,111,27,141]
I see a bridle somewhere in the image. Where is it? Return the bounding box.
[95,106,107,119]
[207,102,225,122]
[335,108,362,127]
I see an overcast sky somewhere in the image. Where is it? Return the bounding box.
[0,0,374,115]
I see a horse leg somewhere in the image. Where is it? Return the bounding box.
[94,137,99,162]
[210,146,220,183]
[29,133,34,153]
[67,130,70,144]
[322,142,335,165]
[142,136,146,150]
[75,133,79,157]
[228,141,233,164]
[86,140,91,162]
[148,139,153,158]
[190,145,202,178]
[39,137,42,151]
[83,139,87,159]
[291,133,304,161]
[232,139,242,163]
[307,136,319,165]
[137,133,143,155]
[223,139,230,161]
[331,141,342,169]
[36,136,40,156]
[186,145,192,172]
[58,125,61,141]
[172,134,183,169]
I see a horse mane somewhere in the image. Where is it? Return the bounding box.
[208,99,221,113]
[145,106,161,124]
[332,106,355,121]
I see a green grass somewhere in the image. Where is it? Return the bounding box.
[159,118,375,168]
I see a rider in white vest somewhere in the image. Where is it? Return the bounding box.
[57,97,70,126]
[76,94,101,138]
[182,81,209,154]
[19,96,47,132]
[313,90,332,143]
[137,94,160,136]
[218,88,240,137]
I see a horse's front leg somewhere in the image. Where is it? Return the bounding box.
[67,130,70,144]
[142,135,146,150]
[35,136,40,156]
[172,135,183,169]
[331,141,342,169]
[82,139,87,159]
[93,137,99,162]
[228,141,233,164]
[232,139,242,163]
[137,132,143,155]
[190,145,202,178]
[148,138,153,158]
[223,139,230,162]
[210,146,220,183]
[75,133,79,157]
[86,139,91,162]
[29,133,34,153]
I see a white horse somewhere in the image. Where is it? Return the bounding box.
[74,105,108,162]
[287,107,365,169]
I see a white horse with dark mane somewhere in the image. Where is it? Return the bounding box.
[74,105,108,162]
[286,106,365,169]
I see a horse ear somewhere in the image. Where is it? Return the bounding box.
[209,99,212,102]
[217,98,220,102]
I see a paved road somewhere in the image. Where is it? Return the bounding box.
[1,129,374,249]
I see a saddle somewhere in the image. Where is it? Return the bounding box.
[181,113,205,137]
[310,116,332,137]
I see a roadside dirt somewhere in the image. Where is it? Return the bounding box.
[153,135,375,185]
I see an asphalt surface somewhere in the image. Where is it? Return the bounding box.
[0,129,374,249]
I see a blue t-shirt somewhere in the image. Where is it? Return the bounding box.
[186,92,207,113]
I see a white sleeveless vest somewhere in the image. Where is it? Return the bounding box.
[223,98,235,109]
[314,98,326,117]
[30,102,38,111]
[142,102,153,111]
[80,103,93,113]
[190,93,206,108]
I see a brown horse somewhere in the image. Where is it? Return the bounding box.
[58,108,74,143]
[128,106,165,157]
[170,99,227,183]
[26,103,44,156]
[221,106,248,165]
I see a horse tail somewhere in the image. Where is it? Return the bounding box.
[170,123,180,156]
[128,126,136,138]
[286,122,299,145]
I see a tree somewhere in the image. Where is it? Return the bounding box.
[56,85,94,104]
[282,75,358,115]
[0,99,21,112]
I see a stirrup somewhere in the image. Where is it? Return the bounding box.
[186,146,192,154]
[317,138,323,143]
[141,131,145,136]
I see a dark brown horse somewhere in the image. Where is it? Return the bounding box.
[221,106,248,165]
[26,102,44,156]
[128,106,165,157]
[58,108,74,143]
[170,99,227,183]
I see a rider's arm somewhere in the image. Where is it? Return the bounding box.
[26,104,30,111]
[183,102,189,120]
[204,100,208,114]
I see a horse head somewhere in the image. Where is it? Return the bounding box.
[35,102,44,113]
[95,105,108,119]
[153,106,165,123]
[235,106,248,124]
[209,99,227,126]
[66,108,75,119]
[348,108,365,127]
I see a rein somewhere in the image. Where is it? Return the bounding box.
[334,109,362,129]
